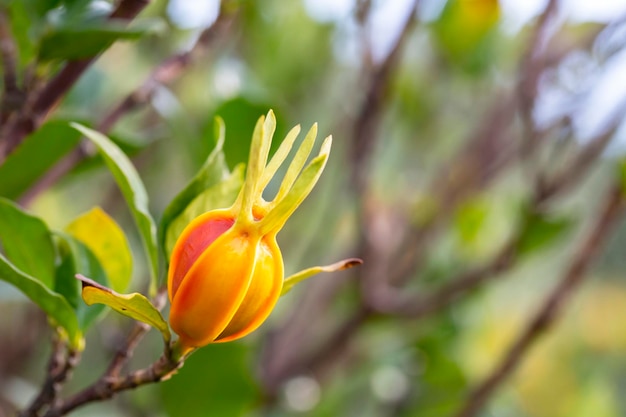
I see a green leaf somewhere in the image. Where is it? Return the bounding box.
[516,207,574,257]
[0,254,82,348]
[66,207,133,292]
[38,19,162,61]
[203,98,283,171]
[77,274,171,343]
[159,117,242,258]
[618,158,626,195]
[0,197,56,288]
[55,233,109,330]
[70,123,159,295]
[7,1,38,68]
[161,343,258,417]
[164,164,244,258]
[281,258,362,295]
[0,121,82,199]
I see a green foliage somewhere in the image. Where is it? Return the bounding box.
[0,121,81,199]
[204,98,283,171]
[164,165,244,258]
[38,20,156,61]
[6,1,37,68]
[160,117,242,259]
[432,0,501,73]
[55,233,109,330]
[0,254,82,348]
[517,206,574,258]
[0,197,56,288]
[1,2,624,417]
[71,123,159,295]
[161,343,258,417]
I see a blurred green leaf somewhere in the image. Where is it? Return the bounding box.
[0,121,82,199]
[432,0,500,73]
[0,253,82,348]
[411,322,467,417]
[164,165,244,258]
[7,1,38,68]
[205,98,282,170]
[66,207,133,292]
[618,158,626,194]
[39,19,162,61]
[77,274,171,343]
[161,343,258,417]
[21,0,62,19]
[0,197,55,288]
[517,208,574,257]
[70,123,159,295]
[454,198,489,246]
[55,233,109,330]
[160,117,232,257]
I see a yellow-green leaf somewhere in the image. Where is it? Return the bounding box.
[66,207,133,292]
[70,123,158,296]
[281,258,362,295]
[77,274,170,343]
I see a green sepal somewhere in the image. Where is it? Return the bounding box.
[281,258,362,295]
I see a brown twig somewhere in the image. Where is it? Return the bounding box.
[105,286,168,379]
[518,0,561,159]
[535,97,626,203]
[350,0,420,194]
[18,335,81,417]
[0,8,21,123]
[454,183,625,417]
[34,286,170,417]
[42,353,182,417]
[0,0,150,159]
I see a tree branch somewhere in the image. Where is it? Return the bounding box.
[518,0,562,159]
[43,353,182,417]
[350,0,420,194]
[0,8,21,122]
[454,183,625,417]
[18,335,81,417]
[39,287,170,417]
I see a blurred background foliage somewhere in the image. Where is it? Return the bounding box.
[2,0,626,416]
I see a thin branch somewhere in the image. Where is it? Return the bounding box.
[518,0,562,159]
[104,287,168,379]
[18,335,81,417]
[536,98,626,203]
[454,183,626,417]
[42,353,182,417]
[350,0,420,194]
[39,287,170,417]
[389,241,517,318]
[0,8,21,122]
